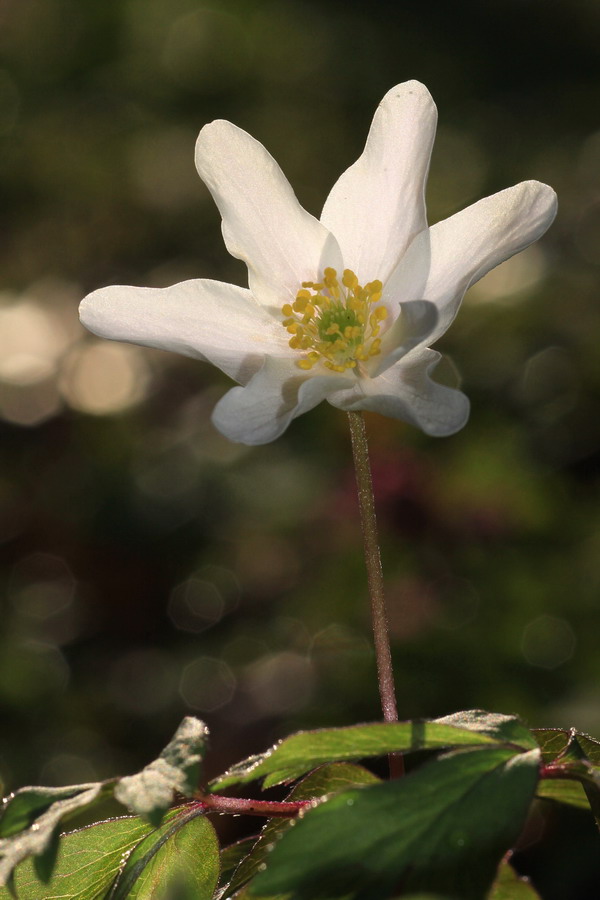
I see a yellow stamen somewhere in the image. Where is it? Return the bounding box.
[281,267,388,373]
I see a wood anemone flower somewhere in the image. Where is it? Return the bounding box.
[79,81,557,445]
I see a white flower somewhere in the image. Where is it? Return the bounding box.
[79,81,557,445]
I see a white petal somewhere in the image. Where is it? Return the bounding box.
[387,180,557,344]
[320,81,437,284]
[327,349,470,436]
[195,121,342,313]
[371,300,438,377]
[212,357,352,445]
[79,279,295,384]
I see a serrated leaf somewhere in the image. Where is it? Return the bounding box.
[575,732,600,766]
[225,763,380,898]
[0,784,102,839]
[210,715,514,791]
[487,860,541,898]
[237,895,450,900]
[434,711,537,750]
[0,781,111,886]
[108,807,219,899]
[531,729,572,764]
[32,826,60,884]
[581,780,600,829]
[536,779,589,809]
[532,726,600,822]
[115,717,209,824]
[248,746,540,900]
[0,717,209,885]
[218,837,258,893]
[532,727,600,767]
[0,816,154,899]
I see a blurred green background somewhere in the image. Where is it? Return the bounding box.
[1,0,599,894]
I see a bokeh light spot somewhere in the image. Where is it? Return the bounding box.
[10,552,76,621]
[40,753,98,787]
[0,380,62,426]
[245,652,314,715]
[59,341,150,415]
[168,578,225,634]
[0,294,74,385]
[179,656,236,712]
[521,615,576,669]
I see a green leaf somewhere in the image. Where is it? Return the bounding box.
[218,836,259,892]
[536,779,589,809]
[32,827,60,884]
[487,860,541,898]
[531,728,572,763]
[0,816,154,899]
[581,780,600,829]
[0,782,111,886]
[248,746,540,900]
[108,807,219,899]
[575,733,600,766]
[235,892,454,900]
[115,717,209,824]
[0,717,209,886]
[532,726,600,821]
[210,714,518,791]
[0,784,102,839]
[532,727,600,766]
[434,711,537,751]
[226,764,380,898]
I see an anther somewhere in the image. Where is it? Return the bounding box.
[281,267,387,372]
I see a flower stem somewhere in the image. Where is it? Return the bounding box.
[347,411,404,778]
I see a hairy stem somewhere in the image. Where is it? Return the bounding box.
[194,793,310,818]
[348,410,404,778]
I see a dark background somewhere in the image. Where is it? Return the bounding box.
[1,0,599,894]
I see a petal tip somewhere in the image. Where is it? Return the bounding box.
[518,179,558,210]
[519,180,559,231]
[195,119,238,163]
[78,287,105,327]
[382,79,436,111]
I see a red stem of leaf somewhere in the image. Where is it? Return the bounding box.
[539,763,577,779]
[192,793,312,818]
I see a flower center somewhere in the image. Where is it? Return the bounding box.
[281,268,388,373]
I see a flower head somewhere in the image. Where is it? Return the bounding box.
[79,81,557,445]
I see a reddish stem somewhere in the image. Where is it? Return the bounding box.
[348,411,404,779]
[539,763,577,779]
[193,793,311,818]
